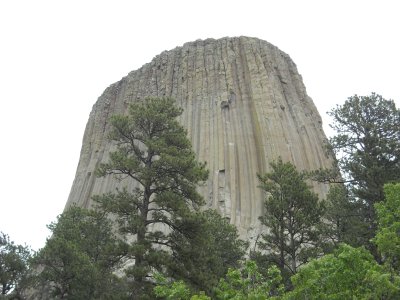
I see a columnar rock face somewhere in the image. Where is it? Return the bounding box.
[66,36,332,239]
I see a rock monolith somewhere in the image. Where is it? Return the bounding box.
[65,37,333,240]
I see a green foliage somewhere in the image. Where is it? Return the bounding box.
[328,93,400,249]
[154,261,283,300]
[154,273,211,300]
[374,183,400,275]
[215,260,284,300]
[322,184,366,248]
[154,273,193,300]
[93,97,209,297]
[287,244,400,299]
[0,232,31,297]
[32,206,127,299]
[168,210,247,295]
[189,293,211,300]
[256,158,325,277]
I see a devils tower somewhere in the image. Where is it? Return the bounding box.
[65,36,333,239]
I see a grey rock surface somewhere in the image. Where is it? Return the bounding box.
[65,36,333,239]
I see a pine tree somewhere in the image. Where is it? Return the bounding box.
[168,210,247,295]
[93,97,208,298]
[0,232,31,298]
[33,206,126,299]
[328,93,400,250]
[257,158,325,278]
[322,185,366,248]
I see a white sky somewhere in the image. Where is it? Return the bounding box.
[1,0,399,250]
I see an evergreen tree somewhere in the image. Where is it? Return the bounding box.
[33,206,127,299]
[0,232,31,298]
[168,210,247,295]
[328,93,400,248]
[322,184,366,248]
[256,158,325,279]
[93,97,208,298]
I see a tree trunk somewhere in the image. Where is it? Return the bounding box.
[290,233,297,274]
[134,186,150,292]
[279,222,285,271]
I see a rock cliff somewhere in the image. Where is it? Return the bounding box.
[65,36,332,239]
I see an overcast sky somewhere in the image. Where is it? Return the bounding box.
[1,0,399,250]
